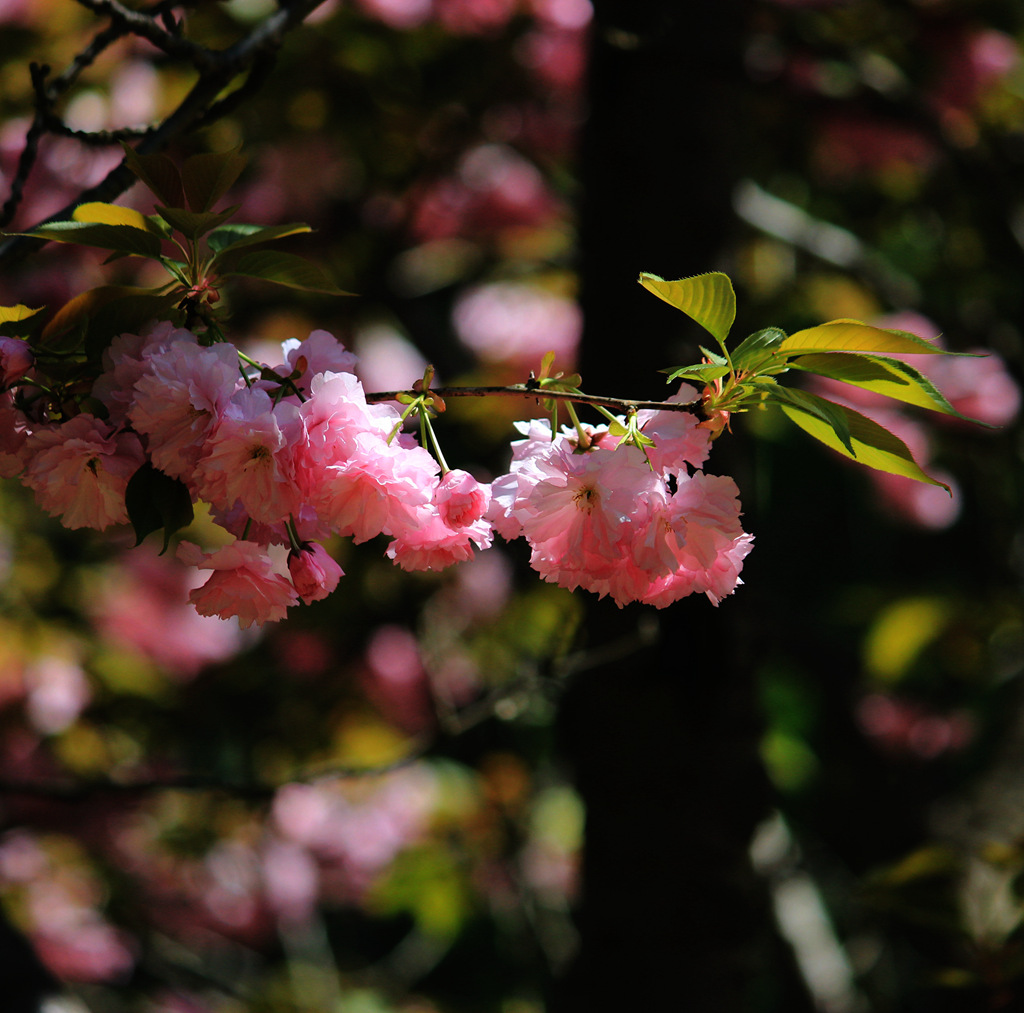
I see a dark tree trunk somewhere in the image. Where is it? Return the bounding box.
[552,4,813,1009]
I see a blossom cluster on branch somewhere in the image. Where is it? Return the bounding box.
[0,321,753,627]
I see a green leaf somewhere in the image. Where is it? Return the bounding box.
[661,363,732,384]
[181,147,248,213]
[0,304,43,337]
[780,320,946,356]
[73,202,153,231]
[767,386,854,452]
[19,220,163,258]
[156,205,239,242]
[638,271,736,350]
[731,326,788,372]
[206,221,313,254]
[218,249,352,295]
[787,351,981,421]
[124,462,195,553]
[775,392,950,489]
[121,144,185,207]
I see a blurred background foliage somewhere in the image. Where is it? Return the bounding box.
[2,0,1024,1011]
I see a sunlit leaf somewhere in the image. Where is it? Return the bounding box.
[780,320,946,355]
[0,304,43,337]
[775,391,950,488]
[731,326,787,371]
[156,205,239,241]
[206,221,313,254]
[73,202,152,232]
[219,249,352,295]
[638,272,736,350]
[181,146,247,213]
[121,144,184,207]
[767,386,854,453]
[661,363,732,383]
[788,351,982,421]
[19,220,163,258]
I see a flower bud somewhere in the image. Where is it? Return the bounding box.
[0,337,33,387]
[434,469,490,528]
[288,542,344,604]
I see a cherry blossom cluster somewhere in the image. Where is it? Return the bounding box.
[0,324,752,626]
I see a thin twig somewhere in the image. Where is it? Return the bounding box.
[364,384,700,414]
[72,0,218,69]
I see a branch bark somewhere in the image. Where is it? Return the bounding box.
[0,0,329,265]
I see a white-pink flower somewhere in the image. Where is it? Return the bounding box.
[22,414,144,530]
[178,540,299,628]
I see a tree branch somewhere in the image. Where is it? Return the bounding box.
[364,383,701,414]
[0,0,329,266]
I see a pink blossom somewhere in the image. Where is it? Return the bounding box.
[434,469,490,527]
[0,336,32,386]
[93,321,192,425]
[491,418,752,606]
[0,391,31,477]
[22,415,144,530]
[386,503,493,571]
[274,329,358,396]
[640,473,754,608]
[633,385,710,471]
[129,338,240,479]
[288,542,344,604]
[195,387,304,523]
[178,540,299,628]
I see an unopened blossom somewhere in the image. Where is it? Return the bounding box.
[0,336,33,386]
[288,542,344,604]
[178,540,299,628]
[434,468,490,527]
[22,414,144,530]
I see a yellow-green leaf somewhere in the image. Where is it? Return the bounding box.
[0,304,42,324]
[19,221,162,258]
[639,272,736,349]
[789,351,977,420]
[779,398,950,489]
[73,202,151,231]
[780,320,945,355]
